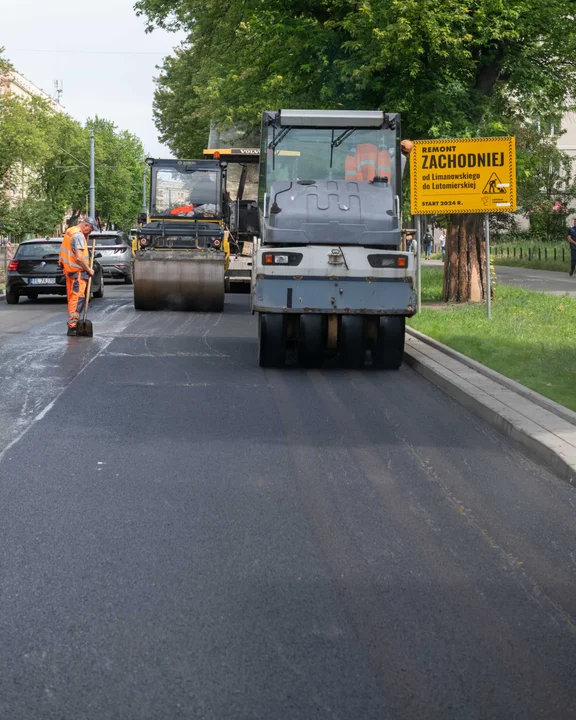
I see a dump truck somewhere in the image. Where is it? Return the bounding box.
[252,109,415,369]
[203,147,260,293]
[134,158,229,312]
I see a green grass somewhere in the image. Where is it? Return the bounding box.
[409,268,576,411]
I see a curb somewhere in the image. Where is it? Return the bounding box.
[404,331,576,485]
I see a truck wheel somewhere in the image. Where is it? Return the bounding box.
[372,316,405,370]
[258,313,286,367]
[339,315,365,368]
[6,293,19,305]
[297,314,324,368]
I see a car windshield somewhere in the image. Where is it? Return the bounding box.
[151,167,221,218]
[17,242,62,258]
[94,235,124,247]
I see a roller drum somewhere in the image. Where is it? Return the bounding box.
[134,250,225,312]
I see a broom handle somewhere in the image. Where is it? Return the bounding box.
[82,234,97,321]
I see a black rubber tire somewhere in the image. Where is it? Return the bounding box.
[93,283,104,299]
[339,315,365,368]
[224,277,231,293]
[372,316,405,370]
[124,272,134,285]
[27,293,39,301]
[6,293,19,305]
[297,314,325,368]
[258,313,286,367]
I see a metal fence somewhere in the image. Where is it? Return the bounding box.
[491,245,566,263]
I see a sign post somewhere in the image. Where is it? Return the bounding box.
[416,217,422,313]
[484,214,491,319]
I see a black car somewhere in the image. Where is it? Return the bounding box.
[5,237,104,304]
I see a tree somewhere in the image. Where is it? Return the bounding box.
[87,118,146,229]
[515,122,576,243]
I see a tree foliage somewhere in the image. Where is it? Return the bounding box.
[139,0,576,151]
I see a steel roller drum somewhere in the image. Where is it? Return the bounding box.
[134,250,225,311]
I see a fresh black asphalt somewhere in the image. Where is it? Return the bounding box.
[0,286,575,719]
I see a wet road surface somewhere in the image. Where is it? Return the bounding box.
[1,286,576,719]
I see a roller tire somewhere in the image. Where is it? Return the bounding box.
[372,316,405,370]
[6,293,19,305]
[339,315,365,369]
[258,313,286,367]
[297,314,324,368]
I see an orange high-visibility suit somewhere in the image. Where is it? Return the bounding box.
[59,226,89,329]
[344,145,392,183]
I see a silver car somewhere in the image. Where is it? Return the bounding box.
[90,231,134,284]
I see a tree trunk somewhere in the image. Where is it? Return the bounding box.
[442,214,487,303]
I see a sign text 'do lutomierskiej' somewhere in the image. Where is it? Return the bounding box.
[410,137,516,214]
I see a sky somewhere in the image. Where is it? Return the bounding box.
[2,0,185,156]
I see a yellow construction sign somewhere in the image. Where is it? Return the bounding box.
[410,137,516,214]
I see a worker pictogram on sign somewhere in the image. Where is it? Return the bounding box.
[482,173,506,194]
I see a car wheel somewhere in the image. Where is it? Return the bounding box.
[124,271,134,285]
[27,293,39,301]
[92,274,104,299]
[6,293,19,305]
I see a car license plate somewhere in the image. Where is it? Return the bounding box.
[30,278,54,285]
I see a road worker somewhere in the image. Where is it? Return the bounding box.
[59,216,98,336]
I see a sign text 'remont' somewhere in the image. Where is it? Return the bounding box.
[410,137,516,215]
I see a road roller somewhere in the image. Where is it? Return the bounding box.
[252,109,416,369]
[134,158,229,312]
[203,147,260,293]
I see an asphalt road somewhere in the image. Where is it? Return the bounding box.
[429,259,576,296]
[1,286,576,719]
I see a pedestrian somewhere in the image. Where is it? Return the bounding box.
[440,230,446,261]
[58,216,98,336]
[569,218,576,277]
[423,227,434,260]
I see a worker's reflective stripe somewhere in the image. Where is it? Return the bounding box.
[377,165,391,172]
[357,159,376,169]
[345,170,357,177]
[60,248,83,269]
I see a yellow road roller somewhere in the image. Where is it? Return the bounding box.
[134,158,230,312]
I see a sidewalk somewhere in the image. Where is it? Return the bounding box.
[426,260,576,297]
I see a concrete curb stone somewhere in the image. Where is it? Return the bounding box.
[404,332,576,485]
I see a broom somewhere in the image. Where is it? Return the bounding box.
[76,233,97,337]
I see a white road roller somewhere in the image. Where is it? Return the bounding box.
[252,109,415,368]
